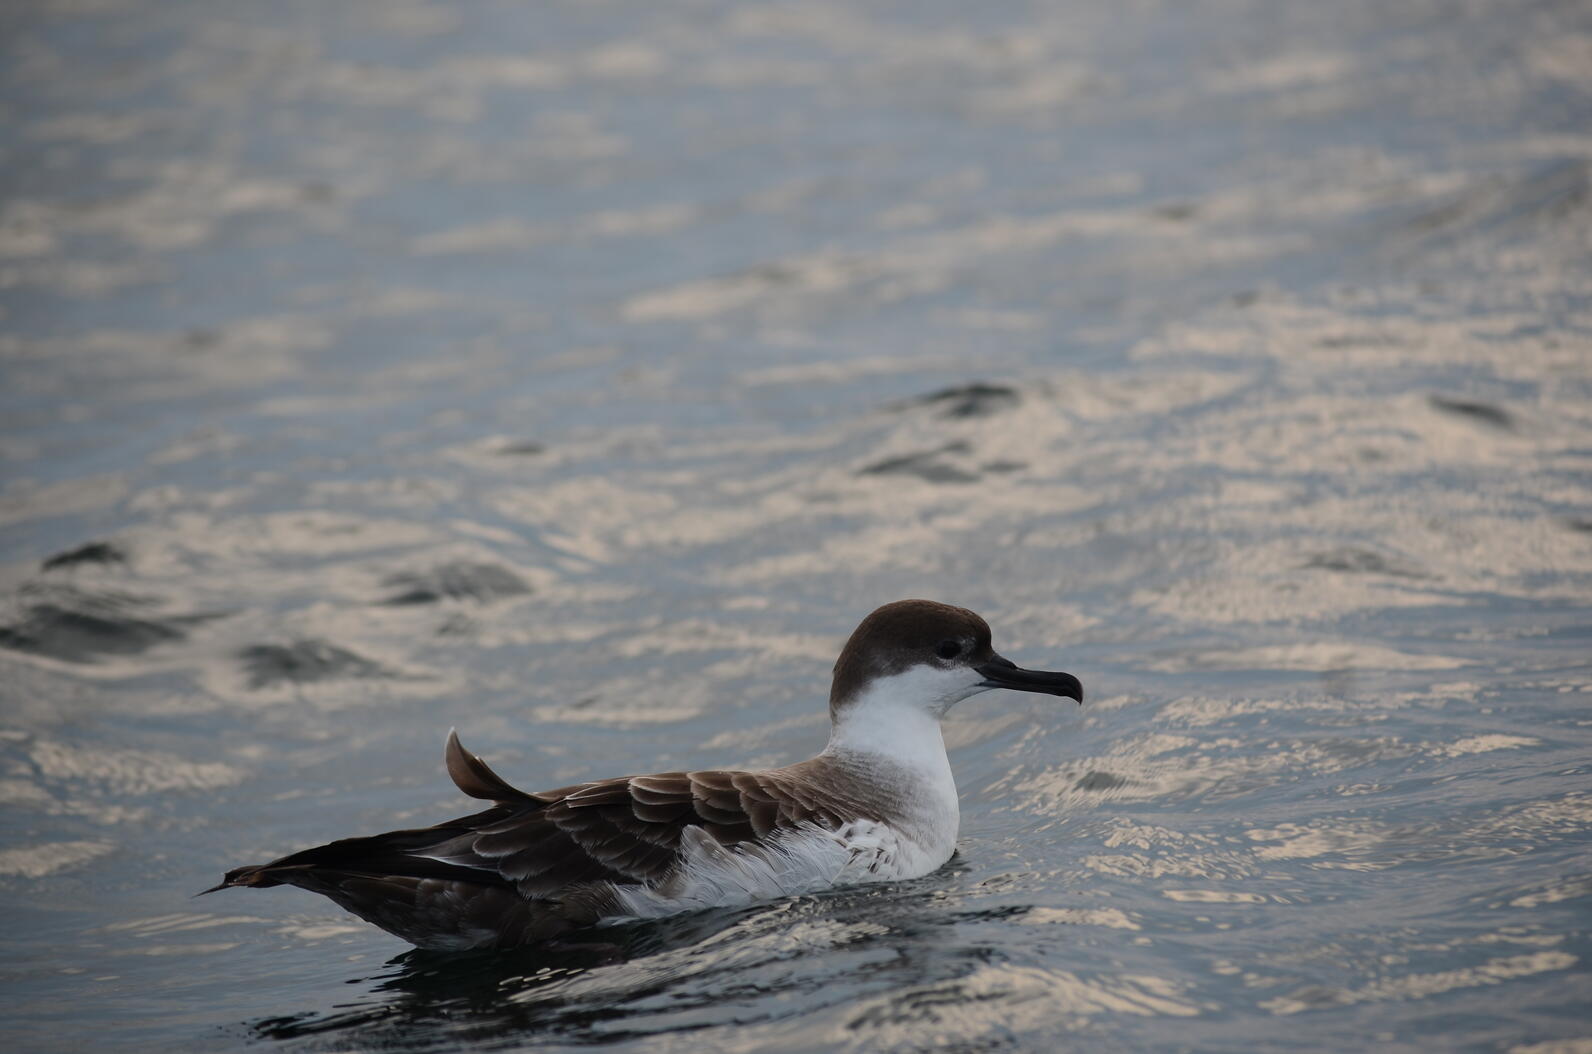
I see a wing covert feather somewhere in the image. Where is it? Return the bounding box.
[417,737,874,901]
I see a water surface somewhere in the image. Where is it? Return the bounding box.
[2,0,1590,1050]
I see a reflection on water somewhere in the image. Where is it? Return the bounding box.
[244,874,1215,1052]
[2,0,1590,1050]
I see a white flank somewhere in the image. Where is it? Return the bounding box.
[604,821,897,921]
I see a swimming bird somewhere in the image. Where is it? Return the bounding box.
[204,599,1083,950]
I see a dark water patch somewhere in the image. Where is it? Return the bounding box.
[238,640,390,689]
[1320,668,1358,699]
[1535,159,1591,220]
[981,460,1027,474]
[1399,159,1591,241]
[1428,395,1513,431]
[381,563,531,606]
[1302,547,1426,578]
[40,541,126,571]
[436,613,478,636]
[0,587,213,662]
[1074,770,1128,791]
[183,328,222,352]
[1405,198,1472,235]
[1152,201,1198,222]
[246,949,599,1046]
[1482,158,1591,227]
[1317,333,1399,350]
[860,442,979,483]
[900,383,1020,419]
[241,881,970,1049]
[243,910,761,1047]
[1563,517,1592,534]
[847,978,1007,1032]
[495,440,544,456]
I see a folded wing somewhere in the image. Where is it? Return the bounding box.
[423,732,857,901]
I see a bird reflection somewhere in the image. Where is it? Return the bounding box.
[246,910,748,1047]
[244,865,993,1050]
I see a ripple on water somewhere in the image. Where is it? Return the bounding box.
[379,562,532,605]
[40,542,127,571]
[1428,395,1516,431]
[0,840,115,878]
[857,442,982,484]
[27,738,245,795]
[897,382,1022,419]
[0,586,218,664]
[1259,950,1578,1016]
[844,962,1204,1051]
[236,640,395,689]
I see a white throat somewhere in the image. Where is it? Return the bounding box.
[824,694,948,770]
[823,664,987,771]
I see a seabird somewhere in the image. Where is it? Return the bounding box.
[204,599,1083,950]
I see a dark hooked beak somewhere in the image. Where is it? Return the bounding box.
[976,655,1083,703]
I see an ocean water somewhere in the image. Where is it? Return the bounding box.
[2,0,1590,1050]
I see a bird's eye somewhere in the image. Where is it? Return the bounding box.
[935,640,962,660]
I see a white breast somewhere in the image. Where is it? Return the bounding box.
[820,676,964,872]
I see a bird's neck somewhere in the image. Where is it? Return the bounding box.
[822,686,953,779]
[820,683,960,853]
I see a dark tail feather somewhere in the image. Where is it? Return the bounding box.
[197,853,547,948]
[199,778,524,899]
[203,827,516,899]
[445,728,533,803]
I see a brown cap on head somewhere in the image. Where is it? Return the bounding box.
[829,600,994,713]
[828,599,1084,719]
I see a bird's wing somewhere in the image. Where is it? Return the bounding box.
[204,733,887,945]
[412,732,861,900]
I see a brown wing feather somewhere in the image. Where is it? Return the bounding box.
[416,737,891,906]
[217,735,884,936]
[207,735,901,950]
